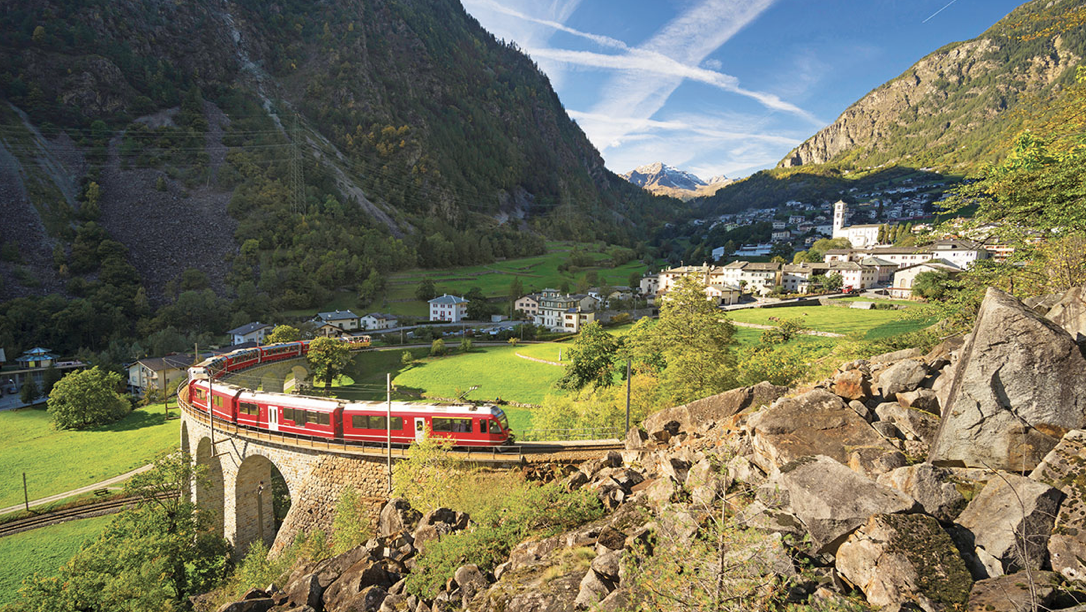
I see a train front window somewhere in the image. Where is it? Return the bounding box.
[489,420,503,434]
[432,417,472,433]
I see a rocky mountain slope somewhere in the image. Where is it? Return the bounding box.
[0,0,678,304]
[212,284,1086,612]
[621,162,732,200]
[778,0,1086,170]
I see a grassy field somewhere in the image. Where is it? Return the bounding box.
[286,241,657,320]
[0,515,112,604]
[0,404,179,509]
[727,304,932,338]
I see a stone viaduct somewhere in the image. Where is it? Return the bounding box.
[180,403,394,557]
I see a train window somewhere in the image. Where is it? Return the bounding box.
[432,417,472,433]
[283,408,293,422]
[351,415,367,429]
[391,416,403,429]
[489,420,503,434]
[318,413,330,426]
[479,420,486,434]
[213,396,223,407]
[239,402,257,416]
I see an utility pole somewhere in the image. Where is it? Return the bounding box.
[386,373,392,494]
[23,472,29,511]
[256,481,265,545]
[161,367,168,420]
[625,360,631,434]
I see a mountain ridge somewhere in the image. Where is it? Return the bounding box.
[621,162,732,200]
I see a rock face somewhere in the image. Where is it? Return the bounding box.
[877,360,928,401]
[379,498,421,538]
[877,464,966,523]
[955,472,1063,574]
[1047,285,1086,341]
[745,389,901,473]
[642,382,787,439]
[760,455,919,554]
[929,288,1086,472]
[835,514,972,611]
[966,571,1064,612]
[1030,430,1086,583]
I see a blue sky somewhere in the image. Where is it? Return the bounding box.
[461,0,1026,179]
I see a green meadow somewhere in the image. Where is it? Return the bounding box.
[0,515,113,604]
[0,404,178,510]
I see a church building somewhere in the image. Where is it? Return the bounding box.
[831,201,881,248]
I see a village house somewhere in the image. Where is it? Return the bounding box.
[534,293,598,332]
[227,322,273,345]
[721,261,781,295]
[889,261,963,299]
[429,294,469,322]
[314,310,361,332]
[127,354,196,396]
[360,313,398,330]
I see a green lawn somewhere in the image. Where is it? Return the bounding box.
[0,515,112,604]
[0,404,179,509]
[512,342,571,363]
[727,305,921,336]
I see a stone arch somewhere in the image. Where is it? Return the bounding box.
[195,437,225,535]
[233,454,285,556]
[285,364,310,393]
[180,420,190,457]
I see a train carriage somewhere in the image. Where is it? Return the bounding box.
[260,394,342,439]
[258,342,303,365]
[341,402,513,447]
[189,379,244,422]
[225,348,261,371]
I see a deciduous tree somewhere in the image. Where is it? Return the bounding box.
[47,366,130,429]
[265,324,301,344]
[558,321,618,390]
[307,336,352,390]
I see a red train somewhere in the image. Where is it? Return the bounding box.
[184,336,514,447]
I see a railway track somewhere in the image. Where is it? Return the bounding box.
[0,493,176,538]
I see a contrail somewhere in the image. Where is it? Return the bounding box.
[923,0,961,23]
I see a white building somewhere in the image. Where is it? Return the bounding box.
[227,322,273,345]
[315,310,360,332]
[428,294,468,322]
[721,261,781,295]
[534,293,598,332]
[360,313,398,330]
[831,200,881,248]
[889,262,962,299]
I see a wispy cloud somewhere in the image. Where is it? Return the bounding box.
[567,110,803,147]
[463,0,629,51]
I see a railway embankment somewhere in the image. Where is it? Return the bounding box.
[211,285,1086,612]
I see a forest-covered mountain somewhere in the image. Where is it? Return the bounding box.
[777,0,1086,170]
[0,0,679,315]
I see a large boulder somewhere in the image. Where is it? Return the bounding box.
[642,382,788,438]
[1046,285,1086,341]
[1030,430,1086,583]
[835,513,972,611]
[965,571,1063,612]
[745,389,902,474]
[877,464,967,523]
[877,360,928,400]
[874,402,940,448]
[832,369,871,401]
[322,559,393,612]
[378,498,421,538]
[758,455,919,554]
[929,288,1086,472]
[955,472,1063,575]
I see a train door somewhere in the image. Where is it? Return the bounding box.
[268,405,279,432]
[414,417,427,442]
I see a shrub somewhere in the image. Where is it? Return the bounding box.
[430,338,446,356]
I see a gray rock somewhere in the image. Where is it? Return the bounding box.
[624,427,649,451]
[761,455,919,554]
[378,498,421,538]
[284,573,323,609]
[454,564,489,602]
[1030,429,1086,583]
[870,347,924,365]
[835,513,972,611]
[644,478,678,506]
[877,464,966,523]
[727,455,766,487]
[966,570,1062,612]
[874,402,940,447]
[872,420,902,440]
[847,446,908,478]
[849,399,874,422]
[338,585,387,612]
[563,470,589,491]
[322,559,392,612]
[956,472,1063,574]
[929,288,1086,472]
[590,549,623,580]
[659,457,691,484]
[897,389,940,415]
[643,382,788,438]
[877,359,928,400]
[745,389,902,473]
[1046,285,1086,341]
[215,599,275,612]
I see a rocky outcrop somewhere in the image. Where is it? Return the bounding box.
[877,464,966,523]
[642,381,787,440]
[929,288,1086,472]
[745,389,902,474]
[835,513,972,610]
[1047,286,1086,341]
[955,472,1064,575]
[759,455,919,554]
[1031,430,1086,583]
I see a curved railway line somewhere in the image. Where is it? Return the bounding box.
[0,493,175,538]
